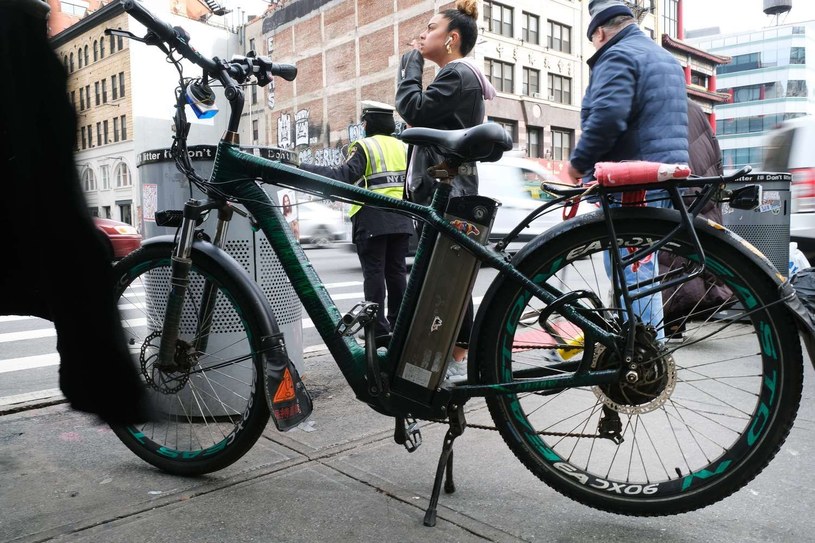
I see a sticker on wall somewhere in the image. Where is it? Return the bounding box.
[142,183,158,222]
[278,188,299,240]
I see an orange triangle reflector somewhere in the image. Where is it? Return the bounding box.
[273,368,296,403]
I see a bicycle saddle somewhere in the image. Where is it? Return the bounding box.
[400,123,513,164]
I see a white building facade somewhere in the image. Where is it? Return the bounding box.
[689,22,815,171]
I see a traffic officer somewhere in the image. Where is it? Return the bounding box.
[299,101,414,339]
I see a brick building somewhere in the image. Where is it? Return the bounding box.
[239,0,586,166]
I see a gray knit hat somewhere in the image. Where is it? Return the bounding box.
[587,0,634,40]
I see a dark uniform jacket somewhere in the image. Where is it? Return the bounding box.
[300,148,414,242]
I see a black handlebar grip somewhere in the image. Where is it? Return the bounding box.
[272,63,297,82]
[122,0,177,43]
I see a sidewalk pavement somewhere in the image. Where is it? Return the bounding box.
[2,350,815,543]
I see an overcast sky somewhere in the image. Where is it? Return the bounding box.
[683,0,815,34]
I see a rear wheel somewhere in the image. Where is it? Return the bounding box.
[477,211,803,515]
[110,244,270,475]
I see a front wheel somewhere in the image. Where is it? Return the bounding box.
[476,210,803,515]
[110,243,270,475]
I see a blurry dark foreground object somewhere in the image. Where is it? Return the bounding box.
[0,2,152,425]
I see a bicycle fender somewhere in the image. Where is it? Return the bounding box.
[140,236,281,338]
[470,208,815,378]
[138,237,314,425]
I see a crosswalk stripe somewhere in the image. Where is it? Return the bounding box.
[0,353,60,374]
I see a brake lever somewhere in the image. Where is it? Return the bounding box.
[105,28,148,44]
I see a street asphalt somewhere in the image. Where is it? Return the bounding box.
[2,347,814,543]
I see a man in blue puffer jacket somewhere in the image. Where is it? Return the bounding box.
[568,0,688,177]
[568,0,689,337]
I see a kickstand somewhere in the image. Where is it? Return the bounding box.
[423,405,466,527]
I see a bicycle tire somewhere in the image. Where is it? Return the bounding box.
[476,208,803,515]
[109,243,271,475]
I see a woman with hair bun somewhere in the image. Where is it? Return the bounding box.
[396,0,496,379]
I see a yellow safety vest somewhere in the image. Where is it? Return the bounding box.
[348,134,407,217]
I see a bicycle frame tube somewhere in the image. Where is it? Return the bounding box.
[209,142,620,401]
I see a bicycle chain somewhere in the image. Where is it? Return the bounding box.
[432,420,602,439]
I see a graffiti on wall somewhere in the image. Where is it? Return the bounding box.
[348,122,364,143]
[295,109,309,146]
[277,112,292,149]
[298,145,348,167]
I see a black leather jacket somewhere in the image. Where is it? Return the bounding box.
[396,50,485,205]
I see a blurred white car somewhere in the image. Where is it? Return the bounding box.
[297,201,349,247]
[477,156,587,247]
[762,115,815,256]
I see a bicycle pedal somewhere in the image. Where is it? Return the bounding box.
[336,301,378,337]
[395,416,422,452]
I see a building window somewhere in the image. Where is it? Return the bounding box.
[69,52,74,72]
[251,83,258,105]
[522,12,539,44]
[119,72,125,97]
[102,206,111,219]
[112,74,118,100]
[662,0,679,38]
[489,117,518,144]
[120,115,127,140]
[118,202,132,225]
[547,21,571,54]
[82,169,96,191]
[252,120,259,142]
[116,163,132,187]
[484,1,514,38]
[63,56,68,71]
[527,127,542,158]
[81,126,87,149]
[93,40,98,61]
[96,122,102,146]
[103,120,109,144]
[78,50,83,69]
[117,32,124,50]
[85,85,90,109]
[102,79,107,103]
[100,165,111,190]
[552,128,573,161]
[691,71,709,88]
[84,45,88,65]
[61,1,87,16]
[548,74,572,104]
[114,117,119,142]
[788,80,808,97]
[95,81,100,106]
[87,124,93,147]
[722,147,762,170]
[78,90,84,110]
[249,38,256,54]
[790,47,806,65]
[486,58,514,93]
[99,35,105,58]
[522,67,540,96]
[718,52,760,74]
[110,33,116,54]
